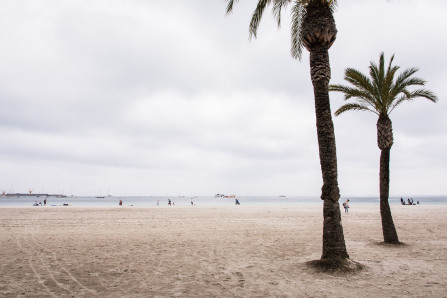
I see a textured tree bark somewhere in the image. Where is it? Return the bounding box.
[377,114,394,150]
[379,149,400,243]
[301,0,337,52]
[310,45,349,260]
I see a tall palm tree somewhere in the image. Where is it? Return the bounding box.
[226,0,349,263]
[330,53,438,244]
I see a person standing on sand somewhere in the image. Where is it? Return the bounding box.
[119,200,122,206]
[343,199,350,213]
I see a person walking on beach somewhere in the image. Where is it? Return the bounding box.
[44,199,47,206]
[343,199,350,213]
[119,200,122,206]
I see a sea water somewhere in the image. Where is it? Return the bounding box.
[1,195,446,208]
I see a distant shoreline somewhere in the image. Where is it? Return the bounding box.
[2,193,67,198]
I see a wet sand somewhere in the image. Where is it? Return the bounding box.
[1,204,446,297]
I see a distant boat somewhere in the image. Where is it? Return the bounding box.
[97,188,110,198]
[214,194,236,198]
[279,195,286,198]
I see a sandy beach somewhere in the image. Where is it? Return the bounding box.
[1,204,446,297]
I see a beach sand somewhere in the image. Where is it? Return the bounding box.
[1,204,446,297]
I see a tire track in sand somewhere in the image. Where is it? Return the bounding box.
[29,231,97,295]
[16,228,97,297]
[16,234,61,298]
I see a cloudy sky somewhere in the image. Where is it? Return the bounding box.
[0,0,445,197]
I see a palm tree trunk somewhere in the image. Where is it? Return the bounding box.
[310,45,349,260]
[379,148,399,243]
[377,114,399,244]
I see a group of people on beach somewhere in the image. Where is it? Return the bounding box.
[33,199,47,206]
[159,198,199,207]
[157,197,240,206]
[342,199,350,213]
[401,197,419,205]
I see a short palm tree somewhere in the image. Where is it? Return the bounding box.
[226,0,349,263]
[330,53,438,244]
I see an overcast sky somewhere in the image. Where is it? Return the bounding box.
[0,0,445,197]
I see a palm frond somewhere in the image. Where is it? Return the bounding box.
[290,1,305,60]
[225,0,239,15]
[378,52,386,87]
[344,68,374,93]
[405,89,437,102]
[385,54,396,75]
[369,61,380,88]
[390,77,424,99]
[329,84,373,103]
[368,61,382,106]
[394,67,419,84]
[334,103,378,116]
[342,68,379,109]
[249,0,273,40]
[330,83,382,116]
[390,89,438,113]
[370,53,387,88]
[368,53,394,113]
[392,68,420,89]
[382,57,399,113]
[272,0,290,27]
[389,69,423,101]
[383,55,398,96]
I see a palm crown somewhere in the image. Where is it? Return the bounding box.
[330,52,438,116]
[226,0,337,60]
